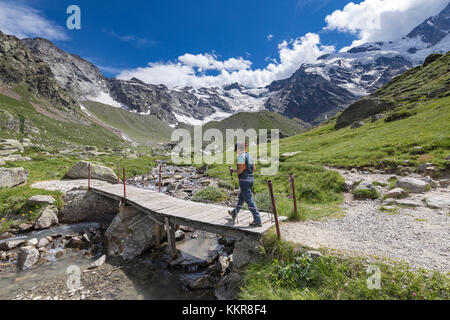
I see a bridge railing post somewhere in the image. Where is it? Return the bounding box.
[155,164,162,249]
[289,173,299,220]
[158,164,162,192]
[88,162,91,190]
[123,167,126,201]
[267,180,281,240]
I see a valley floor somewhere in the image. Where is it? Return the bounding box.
[281,169,450,272]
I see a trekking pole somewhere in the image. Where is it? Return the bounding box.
[229,166,238,224]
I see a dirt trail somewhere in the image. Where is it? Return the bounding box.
[281,169,450,272]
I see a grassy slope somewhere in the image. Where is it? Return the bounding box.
[178,110,310,142]
[0,88,127,149]
[82,100,173,145]
[280,96,449,170]
[201,111,309,137]
[240,233,449,300]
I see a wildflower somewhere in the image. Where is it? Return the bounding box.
[412,292,417,297]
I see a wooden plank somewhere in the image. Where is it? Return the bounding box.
[91,185,284,238]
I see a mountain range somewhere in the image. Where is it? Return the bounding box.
[1,3,450,135]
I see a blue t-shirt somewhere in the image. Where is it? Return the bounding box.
[237,152,254,181]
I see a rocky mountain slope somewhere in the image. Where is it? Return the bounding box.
[0,32,75,109]
[336,51,450,129]
[7,3,450,129]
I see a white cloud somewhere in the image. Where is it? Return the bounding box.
[0,1,68,40]
[267,34,274,41]
[117,33,334,88]
[325,0,449,50]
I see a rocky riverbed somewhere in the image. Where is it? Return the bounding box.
[0,162,237,300]
[0,222,234,300]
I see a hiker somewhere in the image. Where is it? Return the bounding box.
[228,142,262,227]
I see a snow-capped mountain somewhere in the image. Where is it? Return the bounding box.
[19,2,450,126]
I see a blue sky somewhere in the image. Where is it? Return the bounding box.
[0,0,448,87]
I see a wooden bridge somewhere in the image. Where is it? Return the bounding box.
[89,183,285,257]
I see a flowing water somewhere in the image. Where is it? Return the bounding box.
[0,223,219,300]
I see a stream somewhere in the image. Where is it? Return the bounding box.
[0,222,221,300]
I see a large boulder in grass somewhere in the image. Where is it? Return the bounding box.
[0,139,23,156]
[0,167,28,188]
[63,161,118,182]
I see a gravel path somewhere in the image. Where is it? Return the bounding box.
[281,170,450,272]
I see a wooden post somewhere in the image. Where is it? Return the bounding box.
[158,164,162,192]
[165,217,177,258]
[290,173,299,220]
[122,167,126,201]
[154,223,160,249]
[88,163,91,190]
[267,180,281,240]
[155,164,162,249]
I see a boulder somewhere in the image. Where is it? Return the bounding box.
[351,121,365,129]
[371,113,385,122]
[37,238,49,248]
[395,177,428,193]
[18,223,33,231]
[175,230,185,241]
[34,205,59,230]
[88,254,106,269]
[27,238,38,246]
[355,181,375,191]
[335,98,395,129]
[0,167,28,188]
[423,176,438,188]
[395,199,422,207]
[344,180,354,191]
[281,151,301,158]
[105,204,166,260]
[0,139,23,156]
[62,161,118,182]
[65,237,87,249]
[27,195,56,206]
[60,189,119,224]
[423,196,450,209]
[386,188,408,199]
[1,155,32,162]
[0,239,25,250]
[439,179,450,188]
[0,232,13,240]
[16,246,40,270]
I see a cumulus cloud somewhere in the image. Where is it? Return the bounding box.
[325,0,449,50]
[117,33,334,88]
[0,1,68,40]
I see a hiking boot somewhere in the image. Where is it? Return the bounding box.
[249,221,262,228]
[228,210,236,220]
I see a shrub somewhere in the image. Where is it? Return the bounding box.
[352,188,379,199]
[192,186,226,203]
[254,192,298,221]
